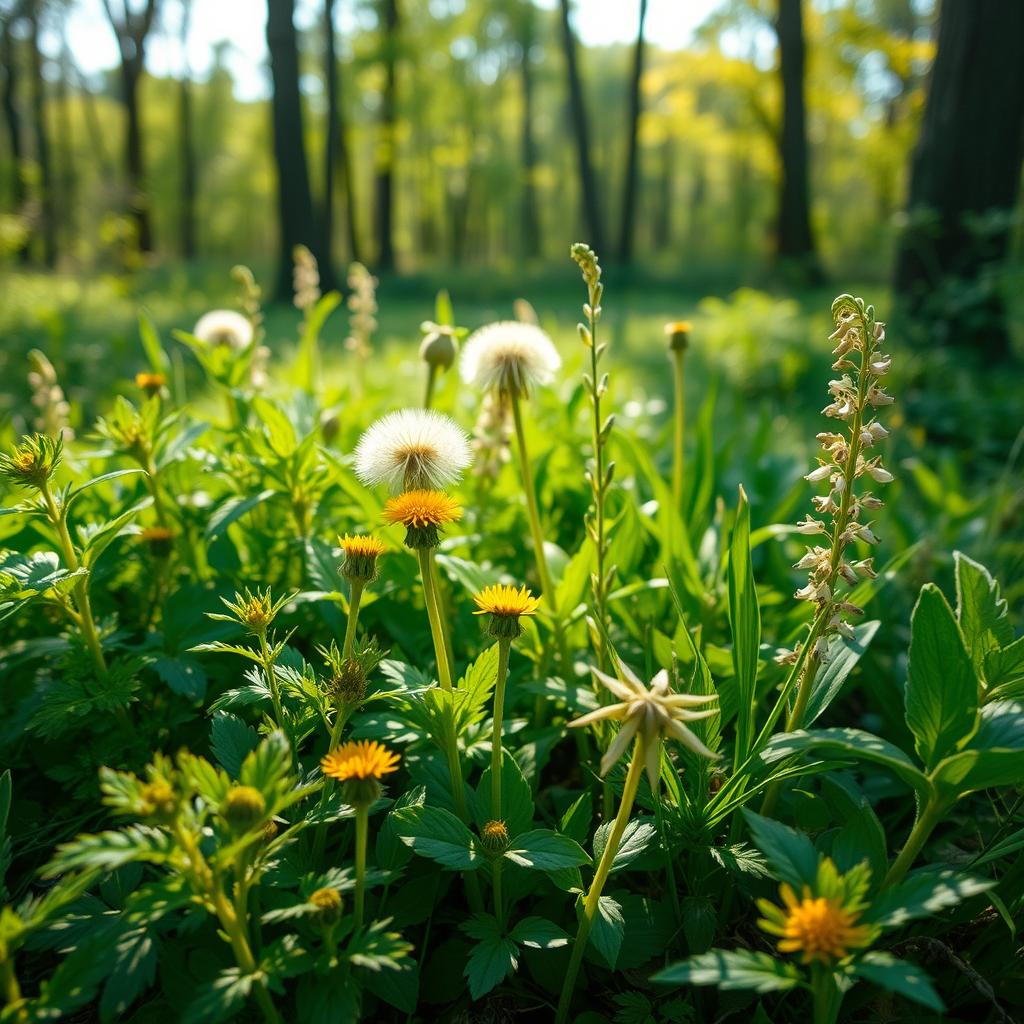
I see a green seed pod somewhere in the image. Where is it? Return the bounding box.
[221,785,267,831]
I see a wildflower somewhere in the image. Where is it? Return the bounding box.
[321,740,399,807]
[215,587,290,635]
[757,860,873,965]
[193,309,254,351]
[460,321,561,398]
[470,392,511,481]
[140,525,176,558]
[135,371,167,397]
[383,490,462,550]
[345,261,378,362]
[1,433,62,488]
[308,887,343,924]
[664,320,692,352]
[473,583,540,640]
[480,819,510,855]
[220,785,267,831]
[27,349,73,440]
[292,244,321,313]
[339,534,386,584]
[138,780,177,822]
[354,409,472,492]
[570,662,719,789]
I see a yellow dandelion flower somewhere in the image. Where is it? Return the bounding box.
[140,525,176,557]
[758,883,872,964]
[473,583,540,639]
[321,740,401,807]
[383,489,462,549]
[135,371,167,396]
[338,533,387,583]
[664,320,692,352]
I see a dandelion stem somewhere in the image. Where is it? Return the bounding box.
[556,737,645,1024]
[671,346,686,511]
[509,390,572,674]
[490,637,512,925]
[416,548,454,691]
[423,363,439,409]
[1,956,27,1024]
[882,797,947,890]
[354,803,369,929]
[343,580,365,661]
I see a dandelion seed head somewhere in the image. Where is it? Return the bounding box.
[193,309,254,351]
[460,321,561,397]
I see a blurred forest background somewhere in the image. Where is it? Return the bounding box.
[0,0,1023,364]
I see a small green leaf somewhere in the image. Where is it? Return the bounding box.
[508,916,570,949]
[210,711,258,777]
[585,894,624,968]
[743,811,818,889]
[393,805,481,870]
[852,951,944,1011]
[867,868,993,928]
[955,552,1012,680]
[654,950,801,992]
[504,829,590,871]
[593,818,658,873]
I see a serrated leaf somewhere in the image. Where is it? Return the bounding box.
[852,951,943,1011]
[504,829,590,871]
[654,950,801,992]
[210,711,258,777]
[393,805,481,870]
[743,811,818,889]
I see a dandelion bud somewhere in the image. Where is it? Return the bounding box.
[473,583,539,640]
[261,819,279,842]
[664,320,692,352]
[419,323,459,370]
[1,433,63,489]
[135,371,167,397]
[329,659,367,708]
[339,535,386,585]
[221,785,267,831]
[308,887,344,925]
[140,525,176,558]
[480,819,511,855]
[383,490,462,550]
[320,407,341,443]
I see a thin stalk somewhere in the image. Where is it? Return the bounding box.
[811,964,836,1024]
[1,957,27,1024]
[423,364,439,409]
[257,632,285,732]
[143,453,170,527]
[343,580,365,660]
[40,480,107,676]
[671,346,686,511]
[509,390,572,673]
[555,738,645,1024]
[654,791,682,935]
[416,548,454,691]
[311,707,352,864]
[354,803,369,928]
[882,798,947,890]
[490,638,512,925]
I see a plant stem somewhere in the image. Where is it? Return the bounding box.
[490,638,511,925]
[1,956,27,1024]
[311,707,352,864]
[556,738,645,1024]
[354,803,369,929]
[423,364,439,409]
[343,580,365,660]
[671,346,686,511]
[811,964,837,1024]
[509,390,572,674]
[416,548,454,690]
[882,797,947,889]
[40,480,107,676]
[257,631,285,732]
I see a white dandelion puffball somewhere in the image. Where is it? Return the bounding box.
[193,310,255,351]
[460,321,561,396]
[354,409,473,492]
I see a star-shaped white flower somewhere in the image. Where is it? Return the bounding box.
[570,662,720,789]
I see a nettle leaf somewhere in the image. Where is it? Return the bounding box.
[593,818,658,873]
[867,868,993,928]
[931,700,1024,796]
[464,930,519,999]
[955,552,1013,680]
[504,829,590,871]
[454,643,499,734]
[708,843,771,880]
[805,621,880,725]
[508,916,570,949]
[153,655,207,702]
[584,893,624,969]
[762,728,931,801]
[472,754,534,837]
[209,711,258,777]
[743,811,818,889]
[727,486,760,764]
[393,805,481,870]
[986,635,1024,698]
[905,584,978,770]
[655,950,801,992]
[851,951,943,1011]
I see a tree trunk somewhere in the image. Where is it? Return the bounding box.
[179,0,197,259]
[652,137,672,251]
[774,0,820,280]
[27,3,56,267]
[56,34,77,257]
[374,0,398,271]
[1,14,31,263]
[518,0,541,259]
[121,59,153,252]
[616,0,647,263]
[558,0,605,254]
[894,0,1024,356]
[324,0,359,264]
[267,0,325,299]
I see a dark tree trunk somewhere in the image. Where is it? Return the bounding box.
[518,0,541,259]
[56,35,77,255]
[652,137,672,251]
[1,12,31,263]
[267,0,325,299]
[616,0,647,263]
[179,0,197,259]
[102,0,160,254]
[324,0,360,264]
[558,0,605,254]
[27,4,56,267]
[774,0,820,280]
[71,55,115,181]
[894,0,1024,356]
[374,0,398,271]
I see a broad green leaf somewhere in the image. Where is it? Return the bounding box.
[986,634,1024,694]
[504,829,590,871]
[209,711,258,777]
[931,700,1024,796]
[905,584,978,769]
[654,950,801,992]
[393,805,481,870]
[584,894,624,968]
[205,489,276,541]
[559,791,593,846]
[867,868,993,928]
[805,621,880,725]
[464,933,518,999]
[743,811,818,889]
[851,952,943,1011]
[138,312,170,373]
[593,818,658,873]
[472,754,535,838]
[508,916,570,949]
[955,552,1012,680]
[761,728,931,801]
[727,485,760,765]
